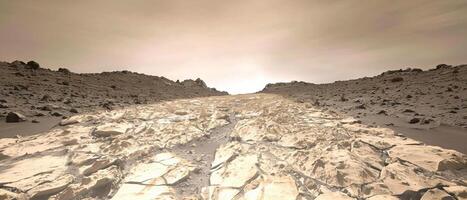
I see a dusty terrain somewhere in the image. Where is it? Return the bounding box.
[262,64,467,153]
[0,60,227,132]
[0,94,466,200]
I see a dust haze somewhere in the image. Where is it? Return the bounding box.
[1,0,467,93]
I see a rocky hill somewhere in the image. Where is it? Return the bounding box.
[0,60,227,121]
[262,64,467,130]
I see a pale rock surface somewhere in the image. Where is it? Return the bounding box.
[91,123,132,137]
[388,144,467,171]
[366,195,399,200]
[421,188,455,200]
[0,94,466,199]
[443,186,467,200]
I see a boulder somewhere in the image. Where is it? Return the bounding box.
[388,145,467,172]
[6,112,26,123]
[58,68,71,73]
[443,186,467,200]
[421,188,455,200]
[27,174,74,199]
[26,60,40,70]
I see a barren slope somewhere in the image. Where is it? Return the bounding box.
[0,60,227,137]
[0,60,227,121]
[262,64,467,129]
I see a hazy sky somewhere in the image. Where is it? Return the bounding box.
[1,1,466,94]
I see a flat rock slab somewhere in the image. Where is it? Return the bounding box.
[0,94,465,199]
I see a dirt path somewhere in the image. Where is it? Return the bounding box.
[170,114,238,197]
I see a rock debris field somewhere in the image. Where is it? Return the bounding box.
[0,94,466,200]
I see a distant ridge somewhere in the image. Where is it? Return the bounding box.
[262,64,467,129]
[0,60,227,119]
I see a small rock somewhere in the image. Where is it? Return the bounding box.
[34,112,46,117]
[39,105,53,111]
[62,138,78,146]
[409,118,420,124]
[6,112,27,123]
[340,95,348,102]
[403,109,415,113]
[58,67,71,73]
[32,119,40,123]
[341,117,361,124]
[69,108,79,113]
[60,118,79,126]
[41,94,51,102]
[390,77,404,82]
[51,112,63,117]
[377,110,387,115]
[356,104,366,109]
[175,110,188,115]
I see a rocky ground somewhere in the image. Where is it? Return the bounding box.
[0,60,227,127]
[0,94,466,200]
[262,64,467,153]
[262,64,467,130]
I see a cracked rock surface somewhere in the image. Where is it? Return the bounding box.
[0,94,466,199]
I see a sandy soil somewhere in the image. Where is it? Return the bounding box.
[392,125,467,154]
[0,116,61,138]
